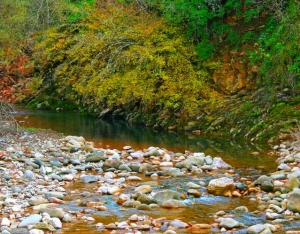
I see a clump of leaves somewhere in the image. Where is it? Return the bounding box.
[32,1,219,120]
[255,0,300,94]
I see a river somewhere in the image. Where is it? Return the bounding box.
[11,106,284,233]
[13,105,278,172]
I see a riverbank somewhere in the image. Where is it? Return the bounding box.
[1,128,300,233]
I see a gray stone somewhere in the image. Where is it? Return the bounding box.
[129,163,141,172]
[44,192,65,200]
[212,157,232,169]
[18,214,42,227]
[39,208,64,219]
[277,163,291,171]
[287,188,300,213]
[80,175,98,183]
[187,189,201,197]
[285,175,300,192]
[69,158,81,165]
[47,217,62,229]
[137,194,157,204]
[85,152,106,162]
[50,160,61,167]
[153,190,180,205]
[186,182,201,189]
[123,200,141,208]
[118,164,132,172]
[270,173,286,180]
[102,159,122,171]
[254,175,273,186]
[162,199,187,208]
[28,196,48,206]
[144,148,161,157]
[134,185,152,194]
[234,206,248,213]
[136,204,152,210]
[23,170,36,181]
[162,168,185,177]
[32,222,55,231]
[219,218,240,229]
[261,181,274,192]
[169,219,188,228]
[138,163,155,173]
[247,224,271,234]
[50,174,63,181]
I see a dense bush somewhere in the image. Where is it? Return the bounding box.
[31,1,219,120]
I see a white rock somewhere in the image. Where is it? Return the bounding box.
[34,152,43,158]
[48,217,62,229]
[40,165,46,175]
[194,152,205,157]
[11,205,22,212]
[108,186,121,195]
[163,153,171,162]
[104,172,116,179]
[62,174,74,181]
[117,221,129,229]
[86,217,95,221]
[6,147,15,152]
[127,176,142,181]
[96,222,104,228]
[1,217,11,226]
[159,162,173,167]
[29,229,44,234]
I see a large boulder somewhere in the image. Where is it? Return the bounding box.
[207,177,235,197]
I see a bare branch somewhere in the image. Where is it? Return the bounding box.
[0,101,20,135]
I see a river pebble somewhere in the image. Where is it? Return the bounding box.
[1,131,300,233]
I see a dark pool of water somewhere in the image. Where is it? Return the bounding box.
[13,105,278,172]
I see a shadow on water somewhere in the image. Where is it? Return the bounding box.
[13,105,278,172]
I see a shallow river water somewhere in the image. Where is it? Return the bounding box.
[12,106,287,233]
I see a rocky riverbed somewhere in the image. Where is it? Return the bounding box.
[1,128,300,234]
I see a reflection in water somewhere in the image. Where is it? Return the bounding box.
[14,105,277,171]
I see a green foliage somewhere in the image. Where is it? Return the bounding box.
[0,0,92,64]
[225,30,240,47]
[195,39,214,60]
[255,0,300,93]
[242,31,256,42]
[224,0,242,17]
[32,1,219,121]
[244,8,260,22]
